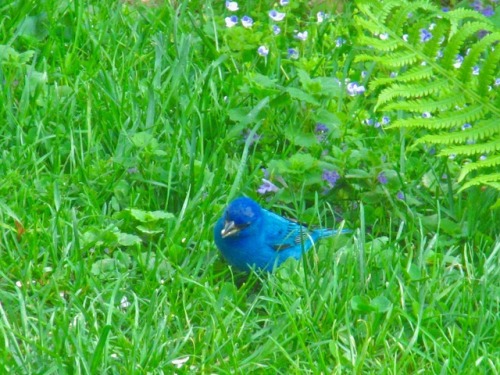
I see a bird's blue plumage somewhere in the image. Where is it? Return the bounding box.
[214,197,349,272]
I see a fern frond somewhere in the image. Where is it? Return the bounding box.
[414,118,500,145]
[438,140,500,156]
[460,173,500,191]
[458,155,500,181]
[383,94,467,113]
[354,0,500,192]
[377,80,448,107]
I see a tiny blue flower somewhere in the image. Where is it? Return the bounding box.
[317,11,325,23]
[241,16,253,28]
[472,66,480,75]
[269,10,286,21]
[448,153,456,160]
[442,6,450,12]
[287,48,299,59]
[363,118,374,126]
[461,123,472,130]
[396,191,405,200]
[361,71,368,78]
[225,1,239,11]
[322,170,340,188]
[280,0,289,5]
[454,54,464,68]
[257,46,269,57]
[378,172,388,185]
[381,116,390,125]
[315,123,329,133]
[482,6,494,17]
[436,49,444,59]
[479,155,487,161]
[335,37,345,47]
[420,28,432,42]
[257,179,279,194]
[225,15,238,28]
[422,112,432,118]
[346,82,365,96]
[494,78,500,86]
[374,122,381,128]
[272,25,281,35]
[295,31,308,41]
[390,72,398,78]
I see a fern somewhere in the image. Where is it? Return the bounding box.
[354,0,500,195]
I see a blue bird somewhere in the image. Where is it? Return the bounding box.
[214,197,348,272]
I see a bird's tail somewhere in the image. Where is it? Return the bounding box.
[316,227,351,238]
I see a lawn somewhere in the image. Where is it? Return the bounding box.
[1,0,499,373]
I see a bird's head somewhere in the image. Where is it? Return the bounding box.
[220,197,262,238]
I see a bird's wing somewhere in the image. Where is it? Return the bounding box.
[262,209,312,252]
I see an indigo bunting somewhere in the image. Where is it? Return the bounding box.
[214,197,348,272]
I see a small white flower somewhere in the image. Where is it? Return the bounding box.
[120,296,131,309]
[272,25,281,35]
[346,82,365,96]
[379,33,389,40]
[454,54,464,68]
[295,31,308,41]
[225,1,239,11]
[317,11,325,23]
[241,16,253,28]
[257,46,269,57]
[287,48,299,60]
[336,37,345,47]
[472,66,480,75]
[280,0,289,5]
[225,16,238,28]
[479,155,487,161]
[269,10,286,21]
[422,112,432,118]
[494,78,500,86]
[402,34,409,42]
[172,356,190,369]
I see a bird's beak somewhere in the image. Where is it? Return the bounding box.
[221,220,239,238]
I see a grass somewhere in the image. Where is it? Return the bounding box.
[1,0,499,373]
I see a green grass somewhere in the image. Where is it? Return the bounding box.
[1,0,499,373]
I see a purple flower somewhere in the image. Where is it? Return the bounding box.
[269,10,286,21]
[378,172,388,185]
[322,170,340,188]
[225,1,239,11]
[242,129,261,145]
[315,123,328,133]
[225,15,238,28]
[346,82,365,96]
[287,48,299,60]
[472,66,480,75]
[257,46,269,57]
[482,6,494,17]
[257,179,279,194]
[272,25,281,35]
[454,54,464,68]
[396,191,405,200]
[462,123,472,130]
[241,16,253,28]
[363,118,374,126]
[420,28,432,42]
[381,116,390,125]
